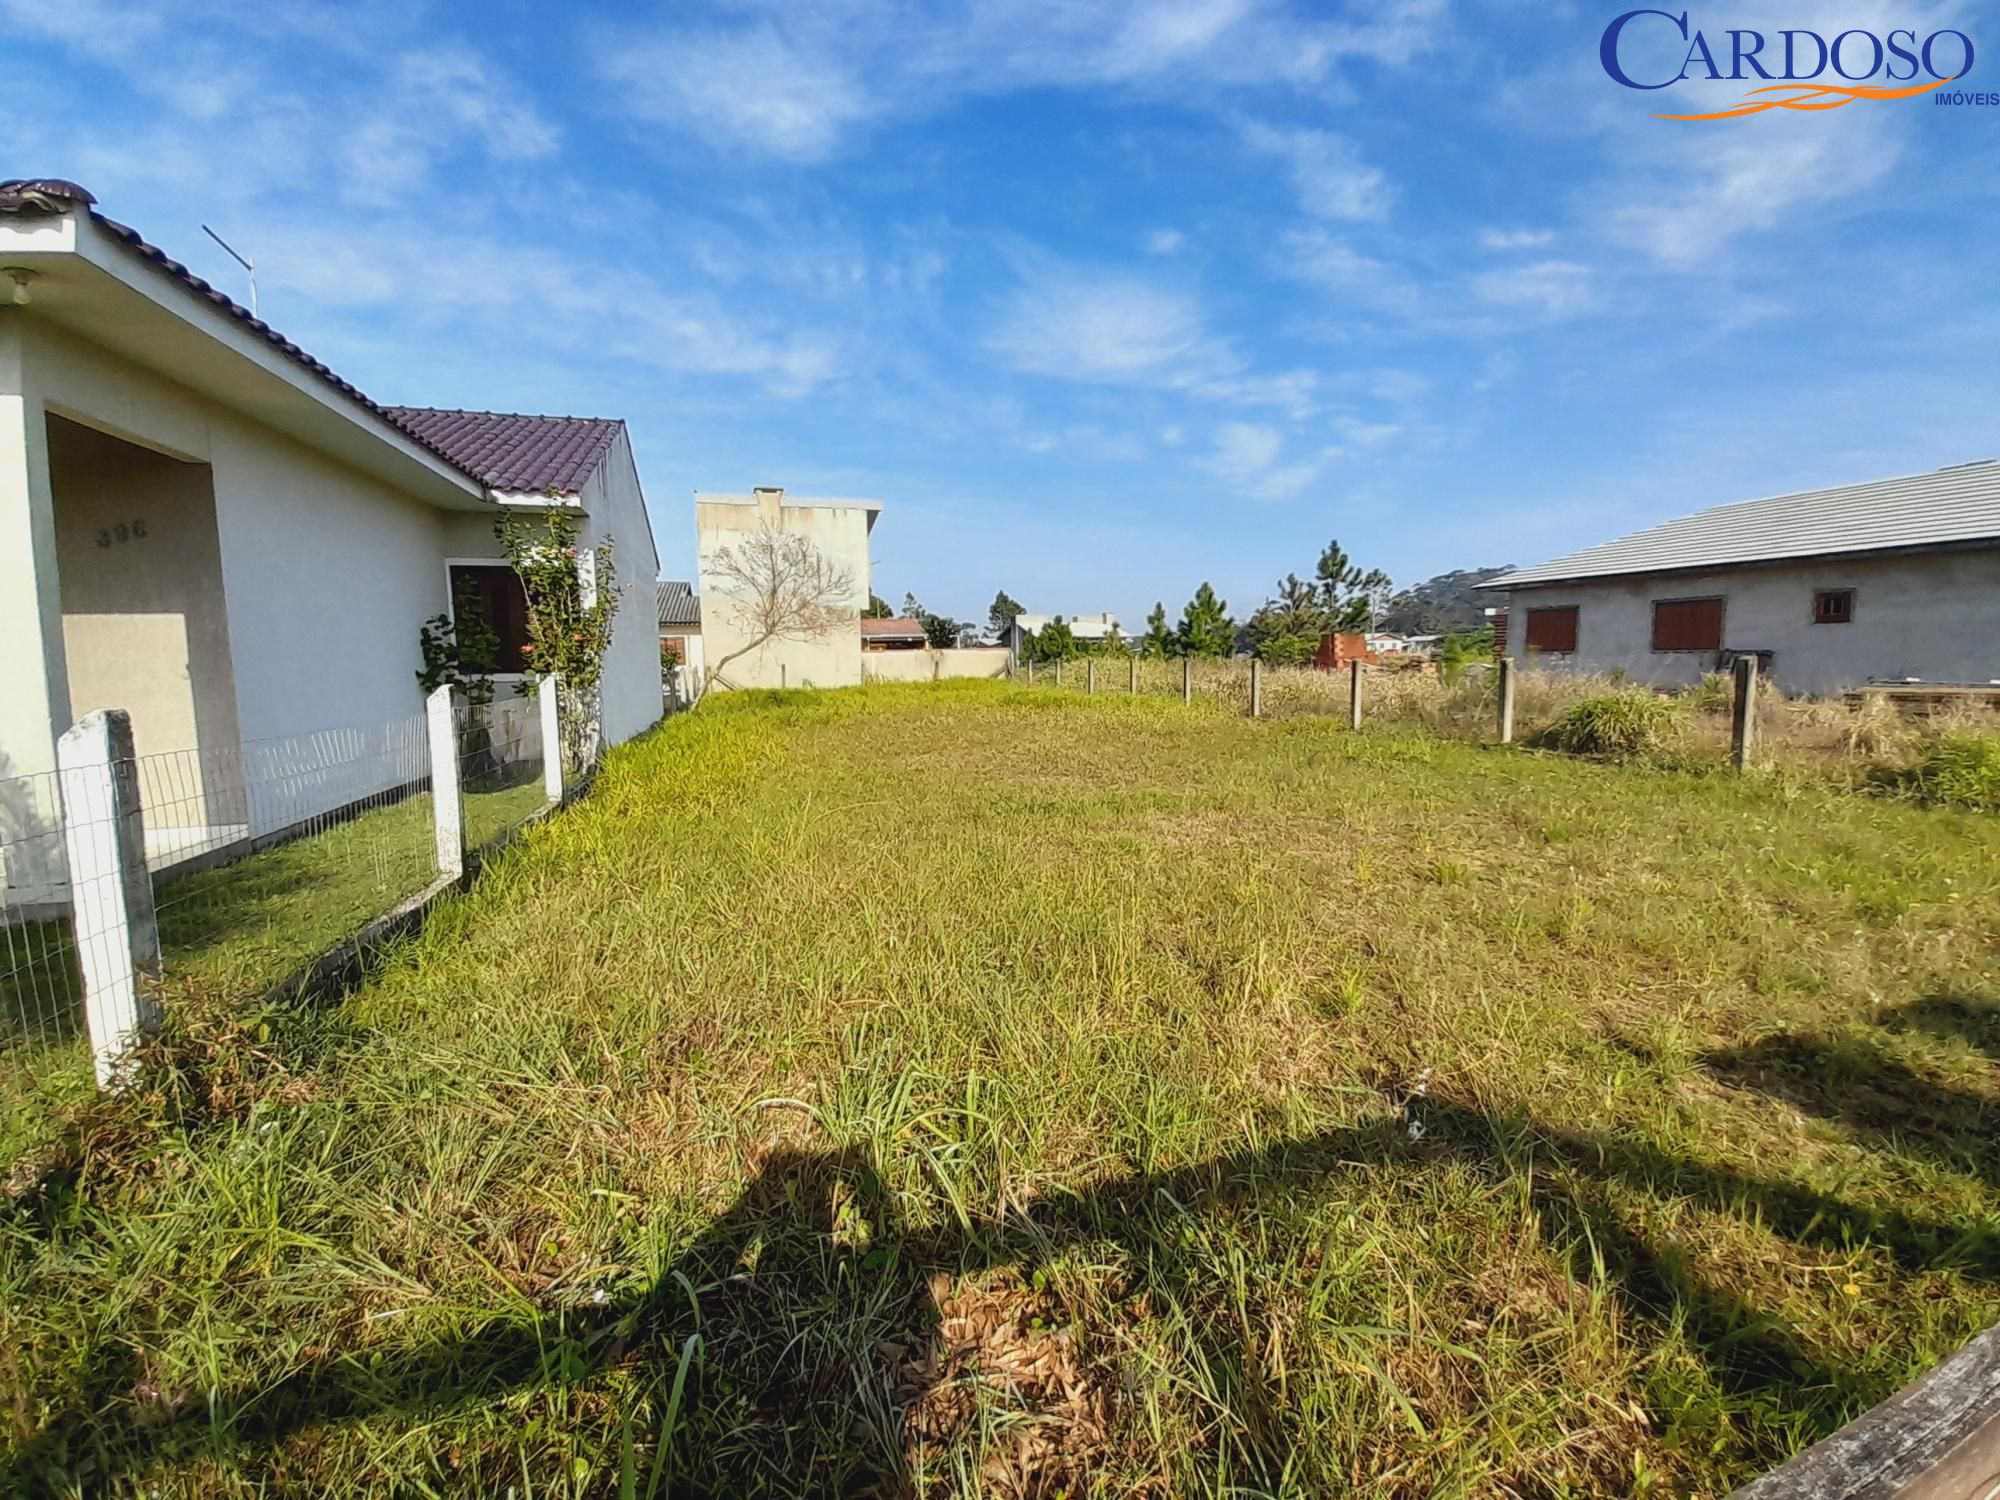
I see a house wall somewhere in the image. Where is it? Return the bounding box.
[445,429,665,751]
[575,429,664,746]
[1498,548,2000,695]
[862,648,1012,683]
[697,488,874,690]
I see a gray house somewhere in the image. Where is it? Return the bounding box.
[1478,461,2000,696]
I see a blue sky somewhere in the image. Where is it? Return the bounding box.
[6,0,1996,630]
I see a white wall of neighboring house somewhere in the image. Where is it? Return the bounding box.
[1498,548,2000,695]
[696,487,877,690]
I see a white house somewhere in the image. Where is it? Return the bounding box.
[0,178,663,868]
[1480,461,2000,695]
[1000,612,1124,657]
[696,486,880,690]
[657,579,703,704]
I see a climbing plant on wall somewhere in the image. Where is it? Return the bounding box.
[496,507,619,780]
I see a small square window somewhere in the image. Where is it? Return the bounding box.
[1813,589,1854,625]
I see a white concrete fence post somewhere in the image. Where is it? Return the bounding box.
[1086,660,1095,694]
[1348,659,1364,730]
[427,683,464,881]
[57,709,161,1088]
[538,675,564,804]
[1249,658,1263,718]
[1731,655,1759,772]
[1496,659,1516,745]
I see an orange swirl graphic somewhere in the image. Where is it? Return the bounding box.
[1656,74,1956,119]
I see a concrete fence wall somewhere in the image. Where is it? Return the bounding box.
[862,648,1012,683]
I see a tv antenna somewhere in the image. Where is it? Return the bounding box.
[201,224,257,319]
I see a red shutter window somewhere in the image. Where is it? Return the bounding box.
[1524,606,1579,653]
[449,565,533,672]
[1650,597,1724,652]
[1491,611,1509,660]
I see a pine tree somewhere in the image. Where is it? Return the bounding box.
[1142,602,1173,659]
[1029,615,1079,662]
[1247,572,1332,665]
[1175,583,1235,658]
[987,590,1025,638]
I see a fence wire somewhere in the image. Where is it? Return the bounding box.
[458,693,550,854]
[0,767,82,1051]
[145,712,436,994]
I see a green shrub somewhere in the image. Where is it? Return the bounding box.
[1683,672,1733,715]
[1538,691,1684,760]
[1902,732,2000,811]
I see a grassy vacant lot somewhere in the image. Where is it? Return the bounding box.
[5,681,1999,1497]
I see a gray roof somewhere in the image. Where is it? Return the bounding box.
[1483,460,2000,590]
[657,580,700,627]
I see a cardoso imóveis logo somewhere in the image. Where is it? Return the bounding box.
[1600,10,1976,118]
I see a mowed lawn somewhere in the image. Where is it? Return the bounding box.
[7,681,2000,1497]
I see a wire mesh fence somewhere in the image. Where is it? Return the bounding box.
[459,692,549,853]
[1,683,582,1109]
[1011,649,2000,786]
[145,711,439,998]
[0,767,82,1057]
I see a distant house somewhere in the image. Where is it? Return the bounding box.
[0,178,662,867]
[1312,632,1373,670]
[696,486,880,690]
[657,580,703,698]
[1479,461,2000,695]
[861,617,927,651]
[1000,612,1122,657]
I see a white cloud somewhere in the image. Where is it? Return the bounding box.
[1198,421,1343,499]
[1238,120,1391,220]
[1277,228,1423,319]
[1142,227,1187,255]
[589,0,1444,160]
[1479,227,1555,251]
[986,261,1316,415]
[1602,123,1900,268]
[593,24,871,163]
[1471,259,1597,317]
[256,227,844,395]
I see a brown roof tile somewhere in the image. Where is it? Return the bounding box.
[861,617,927,639]
[386,408,622,494]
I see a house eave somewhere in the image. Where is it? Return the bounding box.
[1480,535,2000,593]
[0,210,489,511]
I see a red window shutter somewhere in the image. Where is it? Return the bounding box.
[1491,612,1509,659]
[1650,597,1723,652]
[451,565,533,671]
[1524,606,1578,653]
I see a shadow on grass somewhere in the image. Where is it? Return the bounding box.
[1703,1003,2000,1191]
[13,1093,1992,1495]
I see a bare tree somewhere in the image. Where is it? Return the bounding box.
[702,526,856,691]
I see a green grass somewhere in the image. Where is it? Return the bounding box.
[5,680,1999,1497]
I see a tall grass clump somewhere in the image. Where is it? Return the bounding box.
[1538,690,1684,760]
[1892,731,2000,811]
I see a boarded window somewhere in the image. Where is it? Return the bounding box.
[1651,596,1724,652]
[449,564,532,673]
[1523,606,1578,653]
[1813,589,1854,625]
[1490,611,1509,660]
